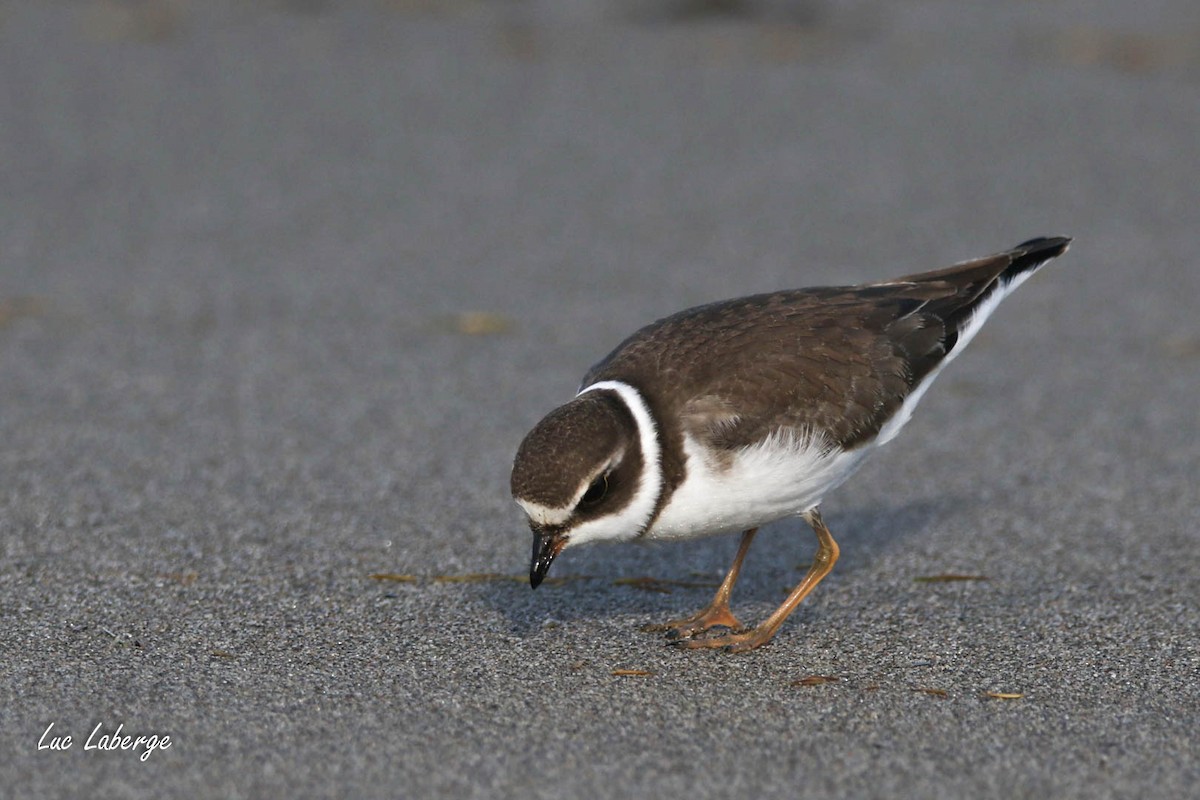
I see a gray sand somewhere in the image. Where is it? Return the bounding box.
[2,2,1197,797]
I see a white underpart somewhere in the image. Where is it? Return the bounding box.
[650,429,869,541]
[556,380,663,548]
[874,268,1039,446]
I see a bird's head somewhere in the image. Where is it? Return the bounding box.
[510,384,662,588]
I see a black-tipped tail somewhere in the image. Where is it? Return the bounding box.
[933,235,1071,353]
[888,235,1072,364]
[1005,236,1072,280]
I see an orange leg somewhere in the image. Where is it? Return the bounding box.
[672,508,840,653]
[642,528,758,639]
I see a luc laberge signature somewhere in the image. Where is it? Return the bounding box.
[38,722,172,762]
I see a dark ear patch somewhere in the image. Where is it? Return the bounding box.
[579,473,609,506]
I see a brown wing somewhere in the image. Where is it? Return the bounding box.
[585,283,956,452]
[583,237,1069,454]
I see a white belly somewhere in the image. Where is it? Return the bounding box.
[646,431,871,541]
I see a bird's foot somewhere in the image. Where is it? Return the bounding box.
[667,626,775,654]
[641,603,745,641]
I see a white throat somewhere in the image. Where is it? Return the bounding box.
[561,380,663,548]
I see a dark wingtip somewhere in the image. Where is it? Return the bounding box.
[1005,236,1072,279]
[1014,235,1072,258]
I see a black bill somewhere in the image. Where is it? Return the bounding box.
[529,529,565,589]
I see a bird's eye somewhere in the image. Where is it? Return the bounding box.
[579,474,609,506]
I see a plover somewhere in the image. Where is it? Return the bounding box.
[511,237,1071,652]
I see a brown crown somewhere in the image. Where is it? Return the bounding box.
[510,391,638,509]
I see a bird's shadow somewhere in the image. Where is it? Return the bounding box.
[474,494,959,638]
